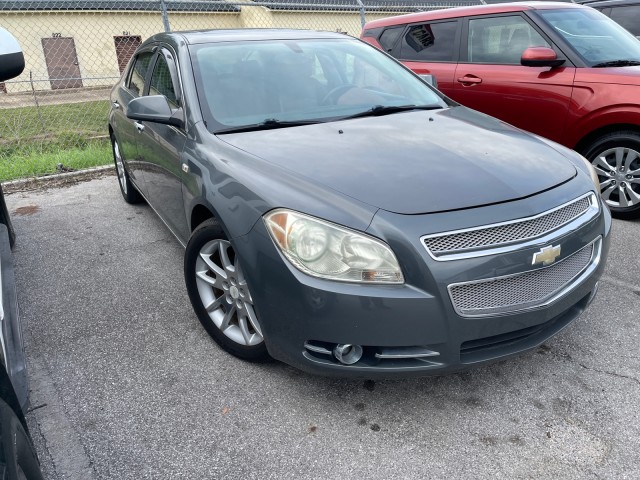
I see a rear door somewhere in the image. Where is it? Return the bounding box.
[112,48,155,193]
[452,13,575,143]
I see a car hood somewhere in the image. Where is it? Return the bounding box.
[576,66,640,86]
[218,107,576,215]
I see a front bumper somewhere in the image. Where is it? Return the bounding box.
[235,190,611,379]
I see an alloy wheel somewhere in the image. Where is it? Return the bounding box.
[194,239,263,346]
[592,146,640,209]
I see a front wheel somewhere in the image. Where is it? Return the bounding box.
[184,219,269,361]
[583,131,640,219]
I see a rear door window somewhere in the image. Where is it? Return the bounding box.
[379,26,405,53]
[399,21,458,62]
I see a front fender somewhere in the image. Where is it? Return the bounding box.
[566,83,640,148]
[181,126,378,241]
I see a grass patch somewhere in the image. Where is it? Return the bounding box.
[0,99,112,181]
[0,141,112,182]
[0,100,109,139]
[0,100,110,159]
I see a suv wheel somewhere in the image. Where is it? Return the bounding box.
[584,131,640,219]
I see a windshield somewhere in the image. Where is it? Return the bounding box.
[537,8,640,66]
[189,38,445,133]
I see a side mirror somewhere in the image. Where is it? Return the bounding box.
[418,74,438,89]
[0,27,25,82]
[126,95,184,128]
[521,47,565,68]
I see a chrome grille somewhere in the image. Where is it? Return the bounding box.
[423,195,594,258]
[449,240,597,317]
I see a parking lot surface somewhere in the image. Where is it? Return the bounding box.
[6,176,640,479]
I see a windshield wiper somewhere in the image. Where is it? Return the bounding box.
[216,118,322,134]
[341,104,443,120]
[592,59,640,68]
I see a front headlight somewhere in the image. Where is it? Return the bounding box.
[264,209,404,284]
[581,155,601,191]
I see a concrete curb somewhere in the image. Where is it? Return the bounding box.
[2,165,115,195]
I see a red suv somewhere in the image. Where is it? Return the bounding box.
[362,2,640,218]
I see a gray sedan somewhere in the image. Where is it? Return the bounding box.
[108,29,610,378]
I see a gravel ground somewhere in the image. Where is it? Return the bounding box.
[5,176,640,479]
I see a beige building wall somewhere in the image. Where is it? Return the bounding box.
[0,7,404,94]
[0,11,242,93]
[271,11,363,36]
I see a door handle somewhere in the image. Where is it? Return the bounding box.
[457,75,482,85]
[112,101,120,109]
[134,121,145,133]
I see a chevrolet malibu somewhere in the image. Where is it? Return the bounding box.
[108,29,611,378]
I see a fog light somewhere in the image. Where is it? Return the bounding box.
[333,344,363,365]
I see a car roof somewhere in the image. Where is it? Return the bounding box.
[143,28,350,47]
[364,1,588,29]
[576,0,640,6]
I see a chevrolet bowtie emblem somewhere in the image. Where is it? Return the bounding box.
[532,245,561,266]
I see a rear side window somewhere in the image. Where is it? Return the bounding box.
[149,55,179,108]
[609,6,640,37]
[379,26,404,53]
[467,15,550,64]
[400,21,458,62]
[127,51,153,96]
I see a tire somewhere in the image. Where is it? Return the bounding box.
[0,398,44,480]
[184,218,269,361]
[0,184,16,249]
[111,134,142,204]
[583,130,640,219]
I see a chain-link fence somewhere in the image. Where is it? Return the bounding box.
[0,0,482,178]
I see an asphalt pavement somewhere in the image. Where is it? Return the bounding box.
[5,175,640,479]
